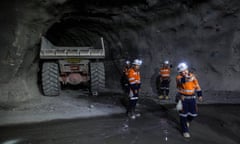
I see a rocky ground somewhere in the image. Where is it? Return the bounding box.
[0,90,126,126]
[0,92,239,144]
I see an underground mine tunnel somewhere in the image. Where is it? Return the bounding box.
[0,0,239,103]
[0,0,240,143]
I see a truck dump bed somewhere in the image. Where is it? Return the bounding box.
[40,37,105,59]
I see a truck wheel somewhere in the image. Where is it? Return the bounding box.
[41,62,60,96]
[90,62,105,95]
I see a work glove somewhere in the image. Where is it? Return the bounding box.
[198,96,203,102]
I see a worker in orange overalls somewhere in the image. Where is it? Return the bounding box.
[176,62,203,138]
[158,60,171,100]
[126,59,142,119]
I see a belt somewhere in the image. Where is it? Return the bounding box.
[184,96,196,99]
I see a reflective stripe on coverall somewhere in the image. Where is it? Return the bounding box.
[160,67,170,78]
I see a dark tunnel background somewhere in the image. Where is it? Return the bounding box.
[0,0,240,103]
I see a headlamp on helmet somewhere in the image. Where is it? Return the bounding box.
[125,60,130,65]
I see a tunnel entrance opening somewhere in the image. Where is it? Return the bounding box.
[39,18,107,97]
[46,18,105,46]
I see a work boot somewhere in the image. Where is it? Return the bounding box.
[159,95,164,99]
[129,109,136,119]
[130,113,136,119]
[135,112,141,117]
[183,132,191,138]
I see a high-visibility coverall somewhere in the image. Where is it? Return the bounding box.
[158,67,171,96]
[176,72,202,133]
[127,67,141,115]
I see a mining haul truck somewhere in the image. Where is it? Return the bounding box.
[40,36,105,96]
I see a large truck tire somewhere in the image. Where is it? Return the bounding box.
[90,62,105,95]
[41,62,60,96]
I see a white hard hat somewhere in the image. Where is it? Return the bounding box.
[138,59,143,65]
[177,62,188,72]
[125,60,130,65]
[164,60,169,65]
[132,59,142,66]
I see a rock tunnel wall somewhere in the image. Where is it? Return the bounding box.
[0,0,239,104]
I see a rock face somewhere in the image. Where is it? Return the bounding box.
[0,0,240,103]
